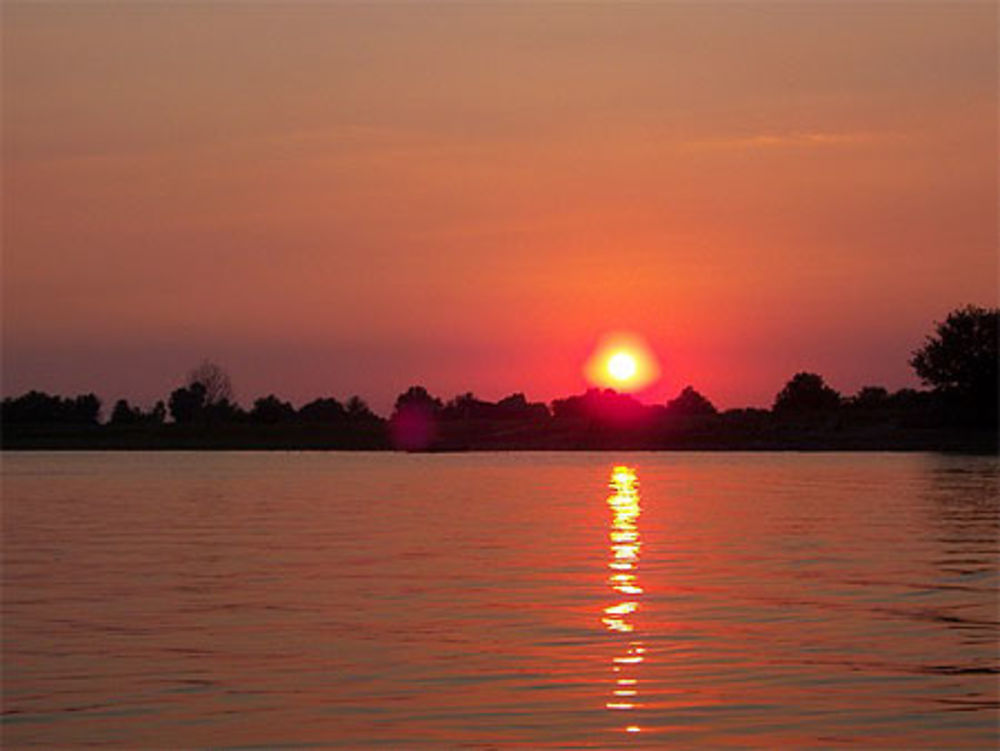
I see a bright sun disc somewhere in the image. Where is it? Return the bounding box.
[607,352,637,382]
[583,332,660,392]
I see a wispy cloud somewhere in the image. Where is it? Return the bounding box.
[683,130,901,151]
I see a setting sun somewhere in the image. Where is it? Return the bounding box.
[607,352,638,383]
[584,333,660,393]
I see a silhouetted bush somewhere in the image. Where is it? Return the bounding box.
[150,401,167,424]
[207,399,244,423]
[440,392,549,421]
[299,397,347,423]
[345,396,380,423]
[773,373,841,416]
[110,399,141,425]
[496,393,549,420]
[666,386,717,416]
[73,394,101,424]
[109,398,168,426]
[394,386,443,415]
[1,391,101,425]
[442,392,489,420]
[250,395,296,424]
[850,386,890,409]
[552,388,648,424]
[390,386,443,451]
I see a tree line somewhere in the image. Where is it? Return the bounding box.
[2,305,996,450]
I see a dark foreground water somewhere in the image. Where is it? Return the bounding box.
[2,452,997,749]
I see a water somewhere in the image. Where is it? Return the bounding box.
[2,451,997,749]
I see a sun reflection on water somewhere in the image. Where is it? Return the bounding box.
[603,465,644,733]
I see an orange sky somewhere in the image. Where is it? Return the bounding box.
[2,3,997,413]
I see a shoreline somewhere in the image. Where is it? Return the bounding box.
[3,428,996,455]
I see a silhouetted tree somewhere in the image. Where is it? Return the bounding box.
[187,360,234,406]
[113,399,168,426]
[150,401,167,424]
[910,305,998,406]
[72,394,101,424]
[168,362,240,424]
[345,395,378,422]
[552,388,647,423]
[439,392,550,421]
[665,386,717,416]
[443,392,491,420]
[391,386,442,450]
[299,397,346,423]
[1,391,101,425]
[887,388,927,410]
[496,393,549,420]
[2,391,58,424]
[394,385,443,415]
[250,395,296,424]
[205,398,244,423]
[848,386,890,410]
[168,382,207,424]
[773,373,841,415]
[110,399,141,425]
[497,393,528,413]
[2,392,46,424]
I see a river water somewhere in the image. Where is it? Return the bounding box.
[2,452,997,748]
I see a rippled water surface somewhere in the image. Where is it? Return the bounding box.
[3,452,998,748]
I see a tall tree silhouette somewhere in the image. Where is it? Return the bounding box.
[910,305,998,405]
[168,382,207,424]
[187,360,234,406]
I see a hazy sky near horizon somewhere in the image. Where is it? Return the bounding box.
[3,2,997,413]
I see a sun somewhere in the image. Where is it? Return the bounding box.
[607,352,638,383]
[583,332,660,392]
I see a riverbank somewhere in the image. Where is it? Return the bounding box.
[3,419,995,453]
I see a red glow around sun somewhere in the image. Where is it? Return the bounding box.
[584,333,660,392]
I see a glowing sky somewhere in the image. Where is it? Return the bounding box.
[3,2,996,412]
